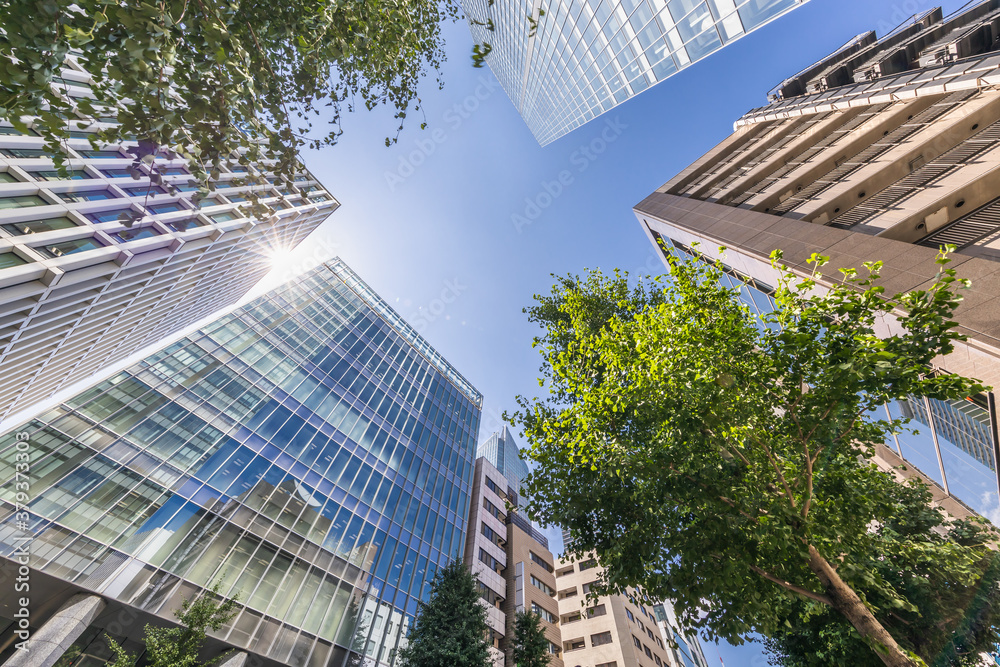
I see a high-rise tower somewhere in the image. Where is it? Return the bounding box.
[636,1,1000,521]
[0,258,482,667]
[0,54,338,422]
[461,0,810,145]
[477,426,530,500]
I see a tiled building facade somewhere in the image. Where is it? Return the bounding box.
[0,258,482,667]
[0,55,337,423]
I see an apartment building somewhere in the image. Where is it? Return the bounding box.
[555,555,672,667]
[636,0,1000,521]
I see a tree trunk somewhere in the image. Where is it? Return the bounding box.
[806,545,920,667]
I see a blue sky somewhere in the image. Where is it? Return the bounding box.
[260,0,968,663]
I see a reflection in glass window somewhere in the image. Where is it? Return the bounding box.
[1,216,76,235]
[39,236,104,257]
[60,190,116,203]
[122,185,167,197]
[0,148,48,158]
[738,0,797,31]
[146,202,185,215]
[0,126,39,136]
[0,194,47,209]
[168,217,204,232]
[0,251,28,269]
[114,227,160,242]
[211,211,239,223]
[78,149,122,159]
[30,169,91,181]
[85,209,131,223]
[0,172,18,183]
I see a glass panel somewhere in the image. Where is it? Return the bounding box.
[2,216,77,235]
[0,252,27,269]
[737,0,797,31]
[0,195,47,209]
[30,170,91,180]
[39,236,104,257]
[60,190,116,202]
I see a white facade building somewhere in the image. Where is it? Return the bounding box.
[0,57,338,422]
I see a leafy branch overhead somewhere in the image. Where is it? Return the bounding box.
[0,0,460,198]
[510,244,1000,667]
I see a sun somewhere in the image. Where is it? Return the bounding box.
[266,247,299,273]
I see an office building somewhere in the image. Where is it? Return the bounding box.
[634,1,1000,520]
[464,450,563,667]
[477,425,530,501]
[555,555,676,667]
[651,603,710,667]
[461,0,810,145]
[0,54,338,423]
[0,258,482,667]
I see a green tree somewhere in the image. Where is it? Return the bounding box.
[397,559,492,667]
[511,610,550,667]
[0,0,458,202]
[508,246,1000,667]
[107,583,239,667]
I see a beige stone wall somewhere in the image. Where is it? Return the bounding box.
[555,555,671,667]
[504,522,563,667]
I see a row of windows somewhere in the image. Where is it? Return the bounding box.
[529,574,555,596]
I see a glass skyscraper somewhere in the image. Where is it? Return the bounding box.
[0,258,482,667]
[461,0,810,145]
[476,426,530,501]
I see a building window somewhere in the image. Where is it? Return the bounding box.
[582,580,599,595]
[562,611,581,624]
[479,547,503,574]
[529,551,553,572]
[0,126,39,136]
[587,604,607,618]
[160,166,189,175]
[60,190,116,202]
[547,641,561,657]
[122,185,167,197]
[0,194,47,209]
[483,497,505,522]
[113,226,160,242]
[30,169,91,180]
[633,635,642,649]
[530,602,557,624]
[558,587,578,600]
[101,168,135,179]
[481,522,504,548]
[146,202,186,215]
[591,631,613,647]
[529,575,555,596]
[85,209,131,224]
[211,211,239,223]
[580,557,598,570]
[0,171,18,182]
[484,475,506,499]
[644,644,653,659]
[38,236,104,257]
[168,217,203,232]
[78,149,122,159]
[0,148,48,158]
[564,638,585,652]
[556,565,574,577]
[626,608,635,622]
[0,251,28,269]
[1,217,76,235]
[476,582,502,608]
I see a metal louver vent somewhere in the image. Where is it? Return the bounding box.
[918,196,1000,249]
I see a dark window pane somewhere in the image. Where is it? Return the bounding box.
[1,217,77,235]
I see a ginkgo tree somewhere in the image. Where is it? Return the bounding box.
[0,0,458,202]
[509,246,1000,667]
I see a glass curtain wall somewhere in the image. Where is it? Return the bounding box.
[0,260,483,667]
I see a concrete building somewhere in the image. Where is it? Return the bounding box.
[635,0,1000,520]
[555,555,673,667]
[477,425,530,503]
[464,452,563,667]
[0,54,338,423]
[0,258,482,667]
[461,0,810,145]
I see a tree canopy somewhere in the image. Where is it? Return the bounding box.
[397,558,492,667]
[509,245,1000,667]
[0,0,458,192]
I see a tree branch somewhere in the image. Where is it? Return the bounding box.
[749,565,833,606]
